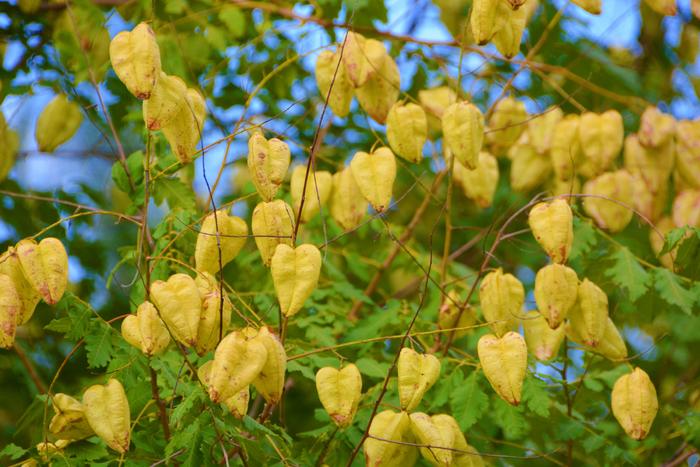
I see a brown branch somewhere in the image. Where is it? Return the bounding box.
[149,366,171,441]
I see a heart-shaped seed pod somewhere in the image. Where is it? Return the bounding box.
[534,264,578,329]
[471,0,502,45]
[365,410,418,467]
[507,141,552,192]
[673,190,700,227]
[611,367,658,440]
[49,393,94,441]
[521,311,565,361]
[479,268,524,336]
[315,364,362,428]
[409,412,454,466]
[567,316,627,361]
[0,248,41,324]
[638,107,676,148]
[442,101,485,169]
[247,132,291,201]
[251,200,295,266]
[578,110,624,178]
[271,244,321,318]
[644,0,677,15]
[330,167,368,231]
[549,176,581,199]
[208,329,268,404]
[397,347,441,411]
[37,439,71,461]
[526,107,563,156]
[290,166,333,223]
[418,86,457,135]
[162,88,206,164]
[342,32,387,88]
[0,275,21,349]
[0,114,19,182]
[550,115,583,181]
[582,170,635,232]
[431,414,484,466]
[675,120,700,188]
[35,95,83,153]
[528,199,574,264]
[350,147,397,212]
[251,327,287,403]
[487,96,527,151]
[198,361,249,418]
[194,210,248,274]
[386,102,428,163]
[355,54,400,124]
[120,301,170,356]
[624,134,675,193]
[16,237,68,306]
[477,331,527,405]
[568,278,608,347]
[453,151,499,208]
[314,50,354,117]
[438,291,476,339]
[492,2,528,58]
[571,0,601,14]
[109,22,161,99]
[142,72,187,130]
[82,379,130,453]
[150,273,201,347]
[194,272,232,355]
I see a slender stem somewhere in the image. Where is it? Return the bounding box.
[14,343,47,394]
[149,366,171,441]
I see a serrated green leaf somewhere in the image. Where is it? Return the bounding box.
[604,247,649,301]
[153,178,196,210]
[491,398,528,439]
[653,268,696,314]
[0,443,26,460]
[355,357,390,379]
[84,322,114,368]
[522,377,550,417]
[451,372,489,431]
[570,218,597,261]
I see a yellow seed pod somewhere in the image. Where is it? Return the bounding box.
[397,347,441,411]
[486,96,527,150]
[528,199,573,264]
[418,86,457,135]
[638,107,676,148]
[194,210,248,274]
[453,152,499,208]
[330,167,368,231]
[675,119,700,188]
[82,379,130,453]
[150,273,201,347]
[567,316,627,361]
[109,22,161,100]
[611,368,658,440]
[315,363,362,428]
[365,410,418,467]
[251,200,295,266]
[623,134,675,193]
[16,237,68,306]
[142,72,187,130]
[49,393,94,441]
[247,132,291,201]
[409,412,454,466]
[432,414,485,466]
[36,439,71,462]
[649,216,677,268]
[314,50,353,117]
[120,301,170,356]
[534,264,578,329]
[479,268,524,336]
[477,332,527,405]
[470,0,501,44]
[355,54,400,124]
[162,88,206,164]
[550,115,583,181]
[194,272,232,355]
[568,278,608,347]
[630,173,667,222]
[672,190,700,227]
[549,177,581,199]
[0,113,19,182]
[582,170,635,232]
[0,249,41,324]
[492,2,528,58]
[208,329,268,403]
[578,111,624,178]
[644,0,677,15]
[198,361,249,418]
[0,274,21,349]
[571,0,601,14]
[508,143,552,192]
[386,102,428,163]
[35,95,83,153]
[442,101,485,169]
[290,166,333,223]
[438,292,476,339]
[350,147,396,212]
[527,107,564,156]
[251,327,287,403]
[521,311,565,361]
[342,32,387,88]
[271,243,321,318]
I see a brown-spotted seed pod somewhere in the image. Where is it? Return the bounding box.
[409,412,454,466]
[365,410,418,467]
[290,166,333,223]
[142,72,187,130]
[161,88,206,164]
[521,311,565,361]
[527,107,564,156]
[198,361,249,418]
[247,132,291,202]
[0,248,41,324]
[150,273,201,347]
[341,32,387,88]
[492,2,529,58]
[82,379,130,453]
[251,200,295,266]
[623,134,675,193]
[329,167,368,231]
[16,237,68,306]
[0,113,20,182]
[508,142,552,192]
[109,22,161,100]
[49,393,94,441]
[0,274,22,349]
[194,272,232,355]
[528,199,574,264]
[314,50,354,117]
[315,364,362,428]
[453,151,499,208]
[582,170,636,232]
[675,119,700,188]
[194,210,248,275]
[442,101,485,169]
[644,0,677,15]
[386,102,428,163]
[397,347,441,411]
[271,243,322,318]
[430,414,485,466]
[534,264,579,329]
[251,327,287,403]
[438,291,476,339]
[120,301,170,357]
[638,107,676,148]
[350,147,396,212]
[568,278,609,347]
[418,86,457,135]
[566,316,627,361]
[611,368,658,440]
[571,0,601,14]
[355,54,400,124]
[578,110,624,178]
[477,332,527,405]
[486,97,528,152]
[470,0,502,45]
[672,190,700,228]
[35,95,83,153]
[479,268,524,336]
[550,115,583,181]
[208,329,268,404]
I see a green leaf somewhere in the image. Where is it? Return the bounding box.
[570,218,597,261]
[153,178,196,210]
[84,322,114,368]
[450,372,489,431]
[0,443,26,460]
[355,357,390,379]
[653,268,696,314]
[660,227,689,255]
[674,229,700,280]
[219,6,246,38]
[604,247,649,301]
[491,398,528,439]
[522,377,550,417]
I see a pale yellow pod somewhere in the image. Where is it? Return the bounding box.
[442,101,485,169]
[644,0,677,15]
[528,199,574,264]
[550,115,583,181]
[453,152,499,208]
[623,134,675,193]
[194,272,232,355]
[534,264,578,329]
[247,132,291,201]
[120,301,170,356]
[568,278,608,347]
[492,2,528,58]
[672,190,700,227]
[508,143,552,192]
[350,147,396,212]
[486,96,527,150]
[290,166,333,223]
[251,327,287,403]
[162,88,206,163]
[675,119,700,188]
[271,243,322,317]
[431,414,485,467]
[251,200,295,266]
[0,114,20,182]
[150,273,201,347]
[194,210,248,274]
[330,167,368,231]
[611,368,658,440]
[0,248,41,324]
[578,111,624,178]
[386,102,428,163]
[521,311,565,361]
[397,347,441,411]
[109,22,161,99]
[571,0,601,14]
[479,268,524,336]
[409,412,453,466]
[582,170,635,232]
[527,107,564,156]
[477,332,527,405]
[549,177,581,199]
[315,50,354,117]
[470,0,502,44]
[142,72,187,130]
[197,361,250,418]
[315,363,362,428]
[0,274,21,349]
[82,379,130,453]
[36,439,71,461]
[638,107,676,148]
[208,330,268,403]
[16,237,68,306]
[342,32,387,88]
[35,95,83,153]
[49,393,93,441]
[418,86,457,135]
[365,410,418,467]
[438,292,476,339]
[355,54,400,124]
[567,316,627,361]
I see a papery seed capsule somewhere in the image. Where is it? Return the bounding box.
[271,243,321,318]
[386,102,428,163]
[486,96,527,151]
[578,110,624,178]
[0,112,19,182]
[397,347,441,411]
[315,364,362,428]
[418,86,457,135]
[528,199,574,263]
[208,329,268,403]
[479,268,524,336]
[611,367,658,440]
[82,379,130,453]
[638,107,676,148]
[432,413,485,466]
[194,210,248,274]
[582,170,635,232]
[16,237,68,306]
[341,32,387,88]
[527,107,563,156]
[355,54,400,124]
[550,115,583,181]
[150,273,201,347]
[409,412,454,466]
[442,101,485,169]
[0,274,21,349]
[109,22,161,100]
[251,200,295,266]
[290,166,333,223]
[162,87,206,164]
[247,132,291,202]
[508,142,552,192]
[315,50,354,117]
[470,0,502,45]
[623,134,675,193]
[672,189,700,228]
[438,291,476,339]
[0,248,41,324]
[365,410,418,467]
[568,278,608,347]
[534,264,578,329]
[251,327,287,403]
[568,316,627,361]
[477,332,527,405]
[521,311,565,361]
[453,151,499,208]
[35,95,83,153]
[571,0,601,14]
[330,167,368,231]
[142,72,187,130]
[630,173,667,222]
[675,119,700,188]
[198,361,250,418]
[120,301,170,356]
[492,2,528,58]
[49,393,94,441]
[350,147,397,212]
[194,272,232,355]
[643,0,677,15]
